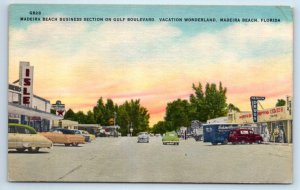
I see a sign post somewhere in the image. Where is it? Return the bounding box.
[250,96,265,122]
[51,100,65,116]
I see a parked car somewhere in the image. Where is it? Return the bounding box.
[40,128,85,146]
[228,128,263,144]
[8,123,53,153]
[137,132,150,143]
[162,131,179,145]
[80,130,96,141]
[73,129,91,142]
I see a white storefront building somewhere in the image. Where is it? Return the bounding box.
[8,61,62,131]
[207,96,293,143]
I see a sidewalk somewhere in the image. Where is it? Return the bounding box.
[263,142,292,146]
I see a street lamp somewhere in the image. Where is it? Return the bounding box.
[127,123,130,137]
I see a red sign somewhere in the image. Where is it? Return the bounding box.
[22,68,32,105]
[239,107,284,119]
[57,110,65,116]
[20,62,33,107]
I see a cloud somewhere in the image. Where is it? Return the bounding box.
[9,19,293,126]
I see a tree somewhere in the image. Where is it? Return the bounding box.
[64,109,77,121]
[189,83,206,121]
[117,99,150,136]
[86,110,96,124]
[116,104,130,135]
[93,97,106,125]
[165,99,191,131]
[276,99,286,107]
[190,82,228,121]
[204,82,227,119]
[104,99,118,125]
[93,97,118,126]
[76,111,87,124]
[227,103,240,112]
[152,121,173,135]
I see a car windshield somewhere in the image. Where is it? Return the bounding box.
[139,132,147,135]
[168,133,175,136]
[240,130,249,134]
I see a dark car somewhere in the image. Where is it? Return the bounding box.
[228,128,263,144]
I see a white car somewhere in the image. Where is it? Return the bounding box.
[8,123,53,153]
[137,132,149,143]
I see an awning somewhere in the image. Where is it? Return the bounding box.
[8,103,62,120]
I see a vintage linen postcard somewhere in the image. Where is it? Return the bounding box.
[8,4,293,183]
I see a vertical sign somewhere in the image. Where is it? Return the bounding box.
[250,96,265,122]
[19,62,34,107]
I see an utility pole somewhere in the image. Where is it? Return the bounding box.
[130,122,133,136]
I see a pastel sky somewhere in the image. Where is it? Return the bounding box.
[9,5,293,126]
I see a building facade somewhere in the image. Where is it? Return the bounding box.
[8,61,61,131]
[207,97,293,143]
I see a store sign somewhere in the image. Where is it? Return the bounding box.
[250,96,265,122]
[20,62,34,107]
[239,107,284,119]
[52,100,65,116]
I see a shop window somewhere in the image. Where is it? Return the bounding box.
[240,130,249,134]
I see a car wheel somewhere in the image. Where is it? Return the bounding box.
[72,143,79,146]
[65,143,71,146]
[28,147,40,153]
[241,140,246,144]
[212,142,217,145]
[256,140,262,144]
[16,148,26,153]
[222,139,228,145]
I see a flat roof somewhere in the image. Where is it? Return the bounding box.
[8,103,62,120]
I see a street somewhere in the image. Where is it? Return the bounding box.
[8,137,292,183]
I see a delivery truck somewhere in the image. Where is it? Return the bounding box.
[203,123,238,145]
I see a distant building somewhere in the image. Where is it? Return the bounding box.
[52,120,79,130]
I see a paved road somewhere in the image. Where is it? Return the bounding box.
[8,137,292,183]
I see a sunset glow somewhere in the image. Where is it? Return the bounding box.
[9,5,293,126]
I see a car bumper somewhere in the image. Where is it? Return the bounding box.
[138,138,149,143]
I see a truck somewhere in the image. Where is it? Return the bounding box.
[203,123,238,145]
